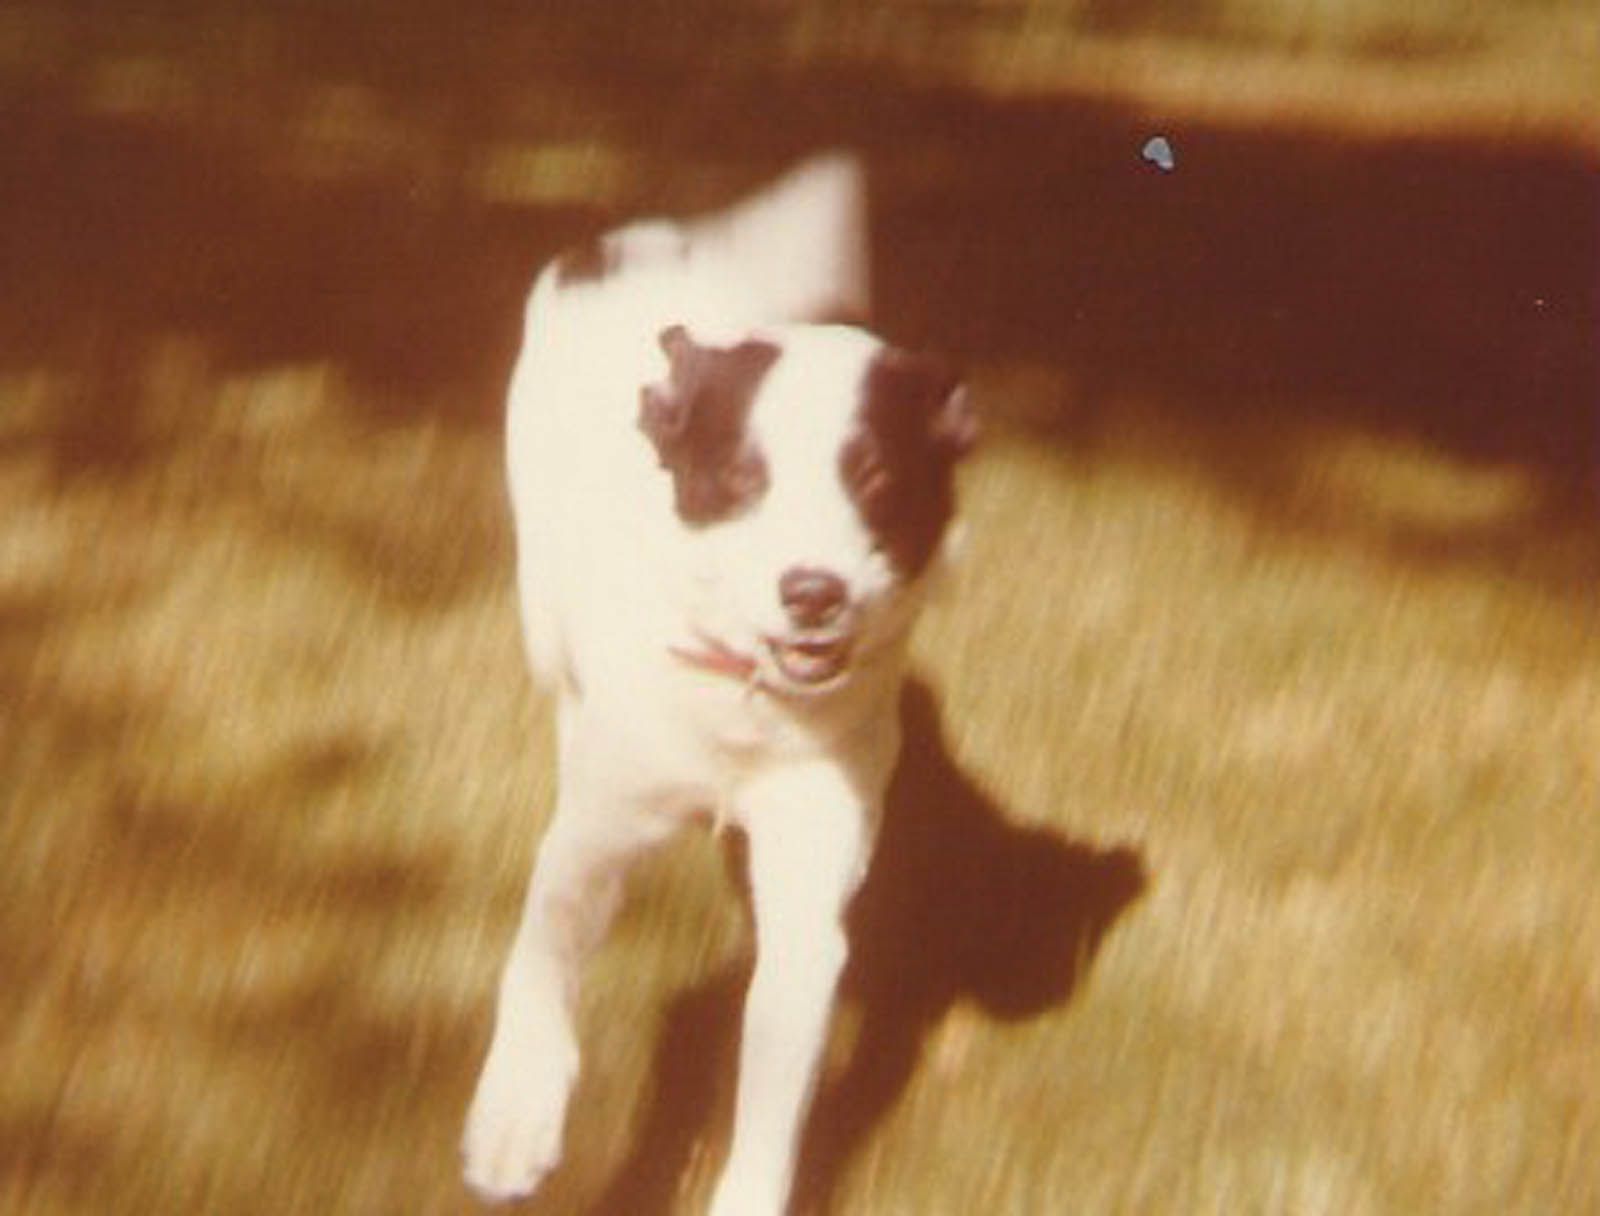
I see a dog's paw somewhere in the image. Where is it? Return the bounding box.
[460,1049,573,1203]
[706,1168,784,1216]
[461,1091,563,1202]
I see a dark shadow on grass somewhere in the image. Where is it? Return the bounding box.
[857,90,1598,489]
[0,103,552,431]
[593,679,1145,1214]
[3,26,1592,594]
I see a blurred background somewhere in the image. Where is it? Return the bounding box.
[3,3,1596,1214]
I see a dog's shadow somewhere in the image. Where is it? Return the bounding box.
[592,678,1146,1214]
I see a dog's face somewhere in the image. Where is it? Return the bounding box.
[640,323,976,696]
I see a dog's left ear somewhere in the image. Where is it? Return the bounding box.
[638,324,782,523]
[639,324,780,458]
[866,348,979,461]
[638,326,694,451]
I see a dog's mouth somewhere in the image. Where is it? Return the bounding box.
[765,632,854,687]
[671,629,856,692]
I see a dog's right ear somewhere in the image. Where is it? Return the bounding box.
[865,348,979,462]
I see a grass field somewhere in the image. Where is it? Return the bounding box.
[2,3,1597,1214]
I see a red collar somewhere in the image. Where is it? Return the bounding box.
[668,634,759,683]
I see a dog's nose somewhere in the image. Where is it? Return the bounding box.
[779,566,848,629]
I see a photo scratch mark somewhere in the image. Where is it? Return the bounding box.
[1142,135,1176,172]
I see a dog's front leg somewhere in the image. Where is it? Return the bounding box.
[463,704,666,1202]
[710,763,874,1216]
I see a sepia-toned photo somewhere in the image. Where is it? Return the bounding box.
[3,4,1594,1213]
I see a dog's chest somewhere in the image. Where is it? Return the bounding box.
[669,672,822,765]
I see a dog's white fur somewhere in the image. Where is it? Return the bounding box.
[463,155,962,1216]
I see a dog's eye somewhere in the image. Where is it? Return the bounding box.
[722,447,769,501]
[843,440,891,504]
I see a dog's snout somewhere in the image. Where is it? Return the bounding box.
[779,566,848,628]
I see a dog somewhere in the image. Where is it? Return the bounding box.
[462,153,976,1216]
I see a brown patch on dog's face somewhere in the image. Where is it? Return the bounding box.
[841,349,977,576]
[639,326,781,525]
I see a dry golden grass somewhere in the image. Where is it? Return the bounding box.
[3,3,1597,1214]
[4,356,1594,1214]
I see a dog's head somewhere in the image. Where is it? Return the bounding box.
[640,322,976,696]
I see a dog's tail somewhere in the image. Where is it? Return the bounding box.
[683,151,871,325]
[529,152,870,335]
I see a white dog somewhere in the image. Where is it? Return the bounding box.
[462,154,976,1216]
